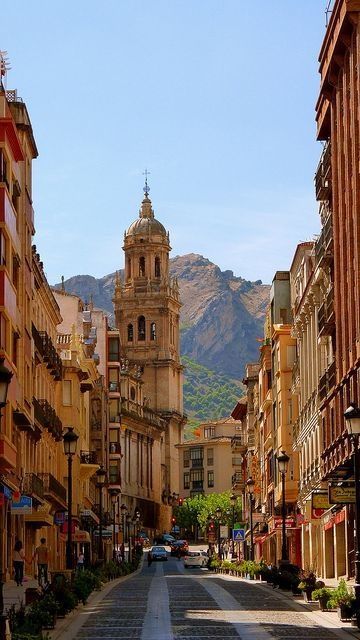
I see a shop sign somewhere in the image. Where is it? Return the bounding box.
[270,516,296,531]
[208,532,216,542]
[54,511,66,525]
[312,492,331,510]
[0,485,12,499]
[11,496,32,514]
[329,485,355,504]
[220,525,228,538]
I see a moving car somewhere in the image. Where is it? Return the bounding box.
[150,545,168,561]
[156,533,176,545]
[170,540,189,556]
[183,550,208,568]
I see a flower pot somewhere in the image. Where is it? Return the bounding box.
[303,588,313,602]
[338,604,353,621]
[318,596,330,611]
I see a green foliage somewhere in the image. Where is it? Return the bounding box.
[312,587,332,603]
[182,356,243,432]
[174,492,243,532]
[327,578,355,608]
[73,570,100,604]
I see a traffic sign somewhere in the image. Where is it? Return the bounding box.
[233,528,245,541]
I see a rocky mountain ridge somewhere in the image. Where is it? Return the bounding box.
[55,253,270,380]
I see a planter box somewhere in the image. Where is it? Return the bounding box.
[338,604,353,621]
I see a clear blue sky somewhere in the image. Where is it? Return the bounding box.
[2,1,327,285]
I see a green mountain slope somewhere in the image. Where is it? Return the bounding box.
[182,356,244,439]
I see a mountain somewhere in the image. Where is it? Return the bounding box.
[55,253,270,381]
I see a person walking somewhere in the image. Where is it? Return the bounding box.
[223,540,229,559]
[147,550,152,567]
[13,540,26,586]
[77,550,85,571]
[34,537,49,586]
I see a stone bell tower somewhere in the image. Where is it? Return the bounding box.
[113,179,186,529]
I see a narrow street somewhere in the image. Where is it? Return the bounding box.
[54,552,358,640]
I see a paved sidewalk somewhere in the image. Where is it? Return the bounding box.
[3,576,40,614]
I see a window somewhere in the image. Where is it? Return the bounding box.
[183,472,190,489]
[207,471,214,487]
[280,308,288,324]
[0,151,9,190]
[109,464,120,484]
[12,255,20,291]
[207,448,214,466]
[204,427,214,439]
[190,469,203,489]
[62,380,72,406]
[190,448,203,460]
[138,316,145,341]
[12,331,18,367]
[127,323,133,342]
[127,258,131,279]
[183,449,190,468]
[0,314,7,351]
[150,322,156,341]
[155,257,161,277]
[0,232,7,266]
[109,399,120,422]
[108,337,120,361]
[139,256,145,276]
[130,387,136,401]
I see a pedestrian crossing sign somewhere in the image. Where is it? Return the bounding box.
[233,528,245,541]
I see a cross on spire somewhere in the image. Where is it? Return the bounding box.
[143,169,150,197]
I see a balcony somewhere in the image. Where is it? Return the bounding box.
[315,214,333,268]
[80,451,97,464]
[109,381,120,393]
[23,473,44,505]
[190,481,204,493]
[109,442,122,456]
[39,473,67,509]
[191,458,203,469]
[33,397,62,441]
[80,450,99,481]
[232,471,244,490]
[231,434,246,453]
[38,331,62,380]
[318,288,335,336]
[315,141,331,201]
[318,360,337,402]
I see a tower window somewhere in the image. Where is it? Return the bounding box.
[127,258,131,280]
[139,256,145,276]
[150,322,156,341]
[138,316,146,341]
[155,257,161,278]
[127,323,133,342]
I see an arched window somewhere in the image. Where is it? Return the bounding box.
[127,323,133,342]
[150,322,156,341]
[155,257,161,278]
[130,387,136,401]
[139,256,145,276]
[138,316,146,341]
[127,258,131,280]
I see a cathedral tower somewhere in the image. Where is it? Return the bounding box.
[113,182,186,525]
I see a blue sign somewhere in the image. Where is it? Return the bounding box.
[11,496,32,514]
[233,528,245,541]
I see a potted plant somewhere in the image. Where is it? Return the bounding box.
[298,569,317,602]
[312,586,332,611]
[327,578,355,620]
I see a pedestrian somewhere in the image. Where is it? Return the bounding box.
[147,550,153,567]
[77,550,85,571]
[34,537,49,586]
[13,540,26,586]
[223,541,229,559]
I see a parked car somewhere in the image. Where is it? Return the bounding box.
[150,545,168,561]
[170,540,189,556]
[137,532,150,547]
[183,550,208,568]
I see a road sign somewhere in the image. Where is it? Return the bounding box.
[233,528,245,541]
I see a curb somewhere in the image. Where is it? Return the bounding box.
[49,559,144,640]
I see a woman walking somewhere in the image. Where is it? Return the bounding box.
[13,540,26,586]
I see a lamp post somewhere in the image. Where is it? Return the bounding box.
[230,493,236,558]
[215,507,222,560]
[277,450,290,564]
[126,514,132,562]
[132,509,140,556]
[109,488,120,560]
[120,504,127,560]
[63,427,79,570]
[0,358,12,640]
[246,477,255,561]
[96,465,106,562]
[344,403,360,626]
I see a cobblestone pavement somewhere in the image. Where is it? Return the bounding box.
[68,554,357,640]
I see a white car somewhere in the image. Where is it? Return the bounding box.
[183,550,208,568]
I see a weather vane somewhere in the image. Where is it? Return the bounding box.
[143,169,150,197]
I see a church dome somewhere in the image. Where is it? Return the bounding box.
[126,195,167,238]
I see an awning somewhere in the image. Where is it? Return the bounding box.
[25,512,53,527]
[59,530,91,543]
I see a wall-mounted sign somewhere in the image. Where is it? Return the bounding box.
[329,485,356,504]
[312,492,331,510]
[11,496,32,514]
[269,516,296,531]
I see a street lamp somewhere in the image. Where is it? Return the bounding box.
[344,403,360,626]
[96,465,107,562]
[63,427,79,570]
[277,450,290,564]
[0,358,12,640]
[246,477,255,561]
[120,504,127,560]
[109,488,120,560]
[126,513,132,562]
[230,493,237,558]
[215,507,222,560]
[132,508,141,555]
